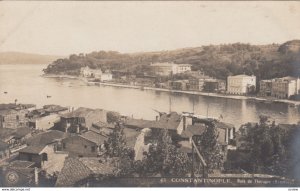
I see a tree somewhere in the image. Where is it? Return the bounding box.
[195,122,225,172]
[105,124,134,176]
[139,129,191,177]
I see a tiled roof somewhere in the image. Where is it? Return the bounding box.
[55,157,117,187]
[26,130,69,146]
[214,121,235,129]
[18,145,45,154]
[61,107,101,118]
[124,112,181,131]
[92,121,115,129]
[0,128,15,140]
[55,157,92,187]
[79,131,107,145]
[43,105,68,113]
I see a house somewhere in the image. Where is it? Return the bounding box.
[227,75,256,95]
[90,121,115,137]
[58,107,107,133]
[27,105,68,131]
[168,80,189,90]
[0,103,36,129]
[203,79,226,92]
[188,75,214,91]
[259,80,273,97]
[0,140,10,162]
[150,62,191,76]
[0,127,32,149]
[17,130,69,175]
[271,76,300,99]
[61,130,107,157]
[55,157,118,187]
[80,66,103,78]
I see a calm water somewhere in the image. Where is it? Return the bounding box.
[0,64,300,128]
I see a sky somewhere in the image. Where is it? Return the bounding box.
[0,1,300,56]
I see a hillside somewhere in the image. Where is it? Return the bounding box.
[0,52,62,65]
[43,41,300,80]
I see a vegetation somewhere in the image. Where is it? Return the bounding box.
[233,116,300,179]
[134,129,191,177]
[44,40,300,82]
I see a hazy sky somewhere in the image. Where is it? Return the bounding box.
[1,1,300,55]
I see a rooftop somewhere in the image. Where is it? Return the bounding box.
[61,107,105,118]
[0,140,9,151]
[18,145,45,154]
[9,160,35,168]
[26,130,69,146]
[180,123,206,138]
[79,131,108,145]
[55,157,117,187]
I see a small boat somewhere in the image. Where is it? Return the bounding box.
[4,91,7,94]
[279,112,284,115]
[47,95,52,98]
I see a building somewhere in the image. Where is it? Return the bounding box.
[227,75,256,95]
[271,77,300,99]
[150,62,191,76]
[0,103,36,129]
[168,80,189,90]
[61,130,107,157]
[18,130,69,175]
[203,79,226,92]
[80,67,113,81]
[58,107,107,133]
[259,80,273,97]
[188,73,214,91]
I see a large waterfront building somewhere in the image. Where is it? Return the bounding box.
[259,80,273,97]
[271,76,300,99]
[150,62,191,76]
[227,74,256,95]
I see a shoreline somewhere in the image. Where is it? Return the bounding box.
[42,74,300,106]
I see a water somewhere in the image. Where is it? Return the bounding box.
[0,64,299,128]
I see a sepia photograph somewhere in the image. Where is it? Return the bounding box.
[0,1,300,188]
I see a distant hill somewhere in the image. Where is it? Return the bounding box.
[43,40,300,80]
[0,52,62,65]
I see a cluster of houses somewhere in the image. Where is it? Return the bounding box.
[80,66,113,82]
[0,102,237,187]
[149,62,300,99]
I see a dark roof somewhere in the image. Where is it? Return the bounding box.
[0,140,9,151]
[12,127,32,139]
[61,107,105,118]
[214,121,235,129]
[43,105,68,113]
[0,128,15,140]
[92,121,115,129]
[26,130,69,146]
[55,157,92,187]
[18,145,45,154]
[55,157,117,187]
[178,141,192,154]
[124,112,181,130]
[79,131,107,145]
[180,123,206,138]
[9,160,35,168]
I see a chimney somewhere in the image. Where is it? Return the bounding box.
[155,116,159,121]
[34,167,39,186]
[183,116,187,131]
[76,125,80,134]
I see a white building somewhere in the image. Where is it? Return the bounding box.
[227,74,256,95]
[80,67,112,81]
[271,76,300,99]
[150,62,191,76]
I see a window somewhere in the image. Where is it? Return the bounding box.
[84,145,87,149]
[62,143,66,149]
[91,146,96,152]
[16,115,19,120]
[42,153,48,161]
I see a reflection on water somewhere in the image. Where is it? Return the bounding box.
[0,64,300,129]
